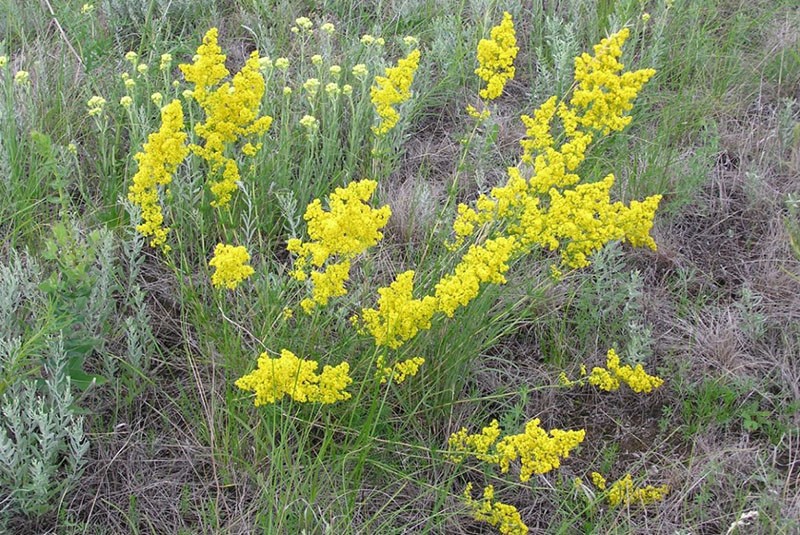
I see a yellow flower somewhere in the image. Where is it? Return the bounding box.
[403,36,419,47]
[320,22,335,35]
[448,418,585,482]
[235,349,352,405]
[289,181,390,311]
[125,78,136,90]
[295,17,313,31]
[311,54,323,66]
[87,95,106,115]
[208,243,255,290]
[463,484,529,535]
[605,474,670,507]
[329,65,341,77]
[588,349,664,393]
[0,56,7,68]
[137,63,149,75]
[13,70,30,85]
[283,86,292,96]
[359,271,438,348]
[159,53,172,71]
[591,471,607,490]
[299,114,318,132]
[352,63,368,80]
[275,57,290,70]
[182,31,273,207]
[303,77,320,97]
[370,49,421,135]
[80,3,94,15]
[475,12,518,100]
[124,51,138,63]
[150,92,163,106]
[325,82,341,97]
[374,355,425,384]
[127,99,189,251]
[570,29,656,134]
[360,34,375,45]
[342,84,353,96]
[466,104,490,121]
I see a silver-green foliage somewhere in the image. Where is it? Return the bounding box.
[0,335,88,519]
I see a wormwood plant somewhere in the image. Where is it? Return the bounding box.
[123,12,669,532]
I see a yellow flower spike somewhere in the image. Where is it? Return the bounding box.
[208,243,255,290]
[463,484,529,535]
[370,49,421,136]
[475,12,519,100]
[127,99,189,251]
[235,349,352,406]
[181,34,273,208]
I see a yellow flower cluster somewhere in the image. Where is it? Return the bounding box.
[588,349,664,393]
[374,355,425,384]
[235,349,352,405]
[463,483,529,535]
[434,236,517,317]
[451,29,661,271]
[127,99,189,251]
[475,12,518,100]
[448,418,585,482]
[357,236,516,348]
[208,243,255,290]
[360,271,437,348]
[180,28,273,207]
[590,472,669,507]
[287,180,391,312]
[370,49,421,136]
[571,29,656,134]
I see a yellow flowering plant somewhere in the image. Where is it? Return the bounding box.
[118,18,673,534]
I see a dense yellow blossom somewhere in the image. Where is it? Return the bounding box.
[179,28,229,103]
[448,419,501,463]
[370,49,421,135]
[127,99,189,251]
[235,349,352,405]
[463,484,529,535]
[571,29,656,134]
[374,355,425,384]
[288,180,391,273]
[359,271,438,348]
[300,261,351,313]
[588,349,664,393]
[475,12,518,100]
[181,29,273,207]
[288,180,391,311]
[450,28,660,275]
[208,243,255,289]
[448,418,585,482]
[594,473,670,507]
[434,236,517,317]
